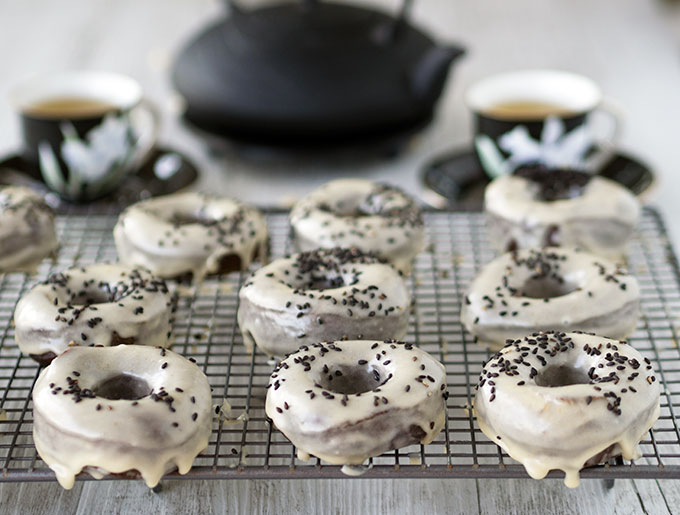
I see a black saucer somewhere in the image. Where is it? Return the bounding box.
[0,147,199,207]
[421,147,655,209]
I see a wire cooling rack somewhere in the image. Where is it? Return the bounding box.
[1,205,680,484]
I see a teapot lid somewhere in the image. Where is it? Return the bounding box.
[172,1,464,146]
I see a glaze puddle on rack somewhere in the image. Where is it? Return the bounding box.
[0,207,679,483]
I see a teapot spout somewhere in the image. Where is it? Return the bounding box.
[410,44,465,101]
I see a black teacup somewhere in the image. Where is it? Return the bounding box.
[8,71,157,201]
[465,70,618,177]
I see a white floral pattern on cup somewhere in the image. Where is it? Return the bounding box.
[38,114,136,201]
[475,117,596,179]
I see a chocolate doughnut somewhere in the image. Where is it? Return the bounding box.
[14,264,173,365]
[238,248,411,356]
[114,192,268,281]
[32,345,213,489]
[484,167,640,260]
[461,248,640,350]
[266,340,447,470]
[290,179,424,273]
[0,186,57,271]
[475,331,660,487]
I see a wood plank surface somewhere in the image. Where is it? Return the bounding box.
[1,476,679,514]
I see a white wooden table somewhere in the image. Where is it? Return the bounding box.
[1,0,680,513]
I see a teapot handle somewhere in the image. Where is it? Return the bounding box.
[376,0,416,43]
[410,45,466,101]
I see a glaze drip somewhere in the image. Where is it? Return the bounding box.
[238,247,411,356]
[290,179,425,273]
[14,264,174,361]
[32,345,213,489]
[461,248,640,350]
[114,192,268,281]
[484,172,640,260]
[266,340,447,470]
[474,331,660,488]
[0,186,58,272]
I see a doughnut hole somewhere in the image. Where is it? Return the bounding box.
[319,199,365,218]
[217,254,243,274]
[534,365,590,388]
[519,276,578,299]
[169,212,216,227]
[66,285,128,306]
[319,189,393,218]
[306,273,346,291]
[111,332,136,346]
[94,374,152,400]
[316,364,387,395]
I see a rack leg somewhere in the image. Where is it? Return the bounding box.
[603,478,615,490]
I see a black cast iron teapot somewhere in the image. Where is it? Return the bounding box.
[172,0,465,147]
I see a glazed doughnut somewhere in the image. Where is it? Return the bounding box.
[114,192,268,280]
[266,340,447,469]
[290,179,424,273]
[461,248,639,350]
[32,345,213,489]
[475,331,660,487]
[238,247,411,356]
[484,166,640,261]
[0,186,57,271]
[14,264,173,365]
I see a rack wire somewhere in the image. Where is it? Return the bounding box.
[1,206,680,483]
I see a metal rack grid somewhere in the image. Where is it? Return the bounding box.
[1,206,680,484]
